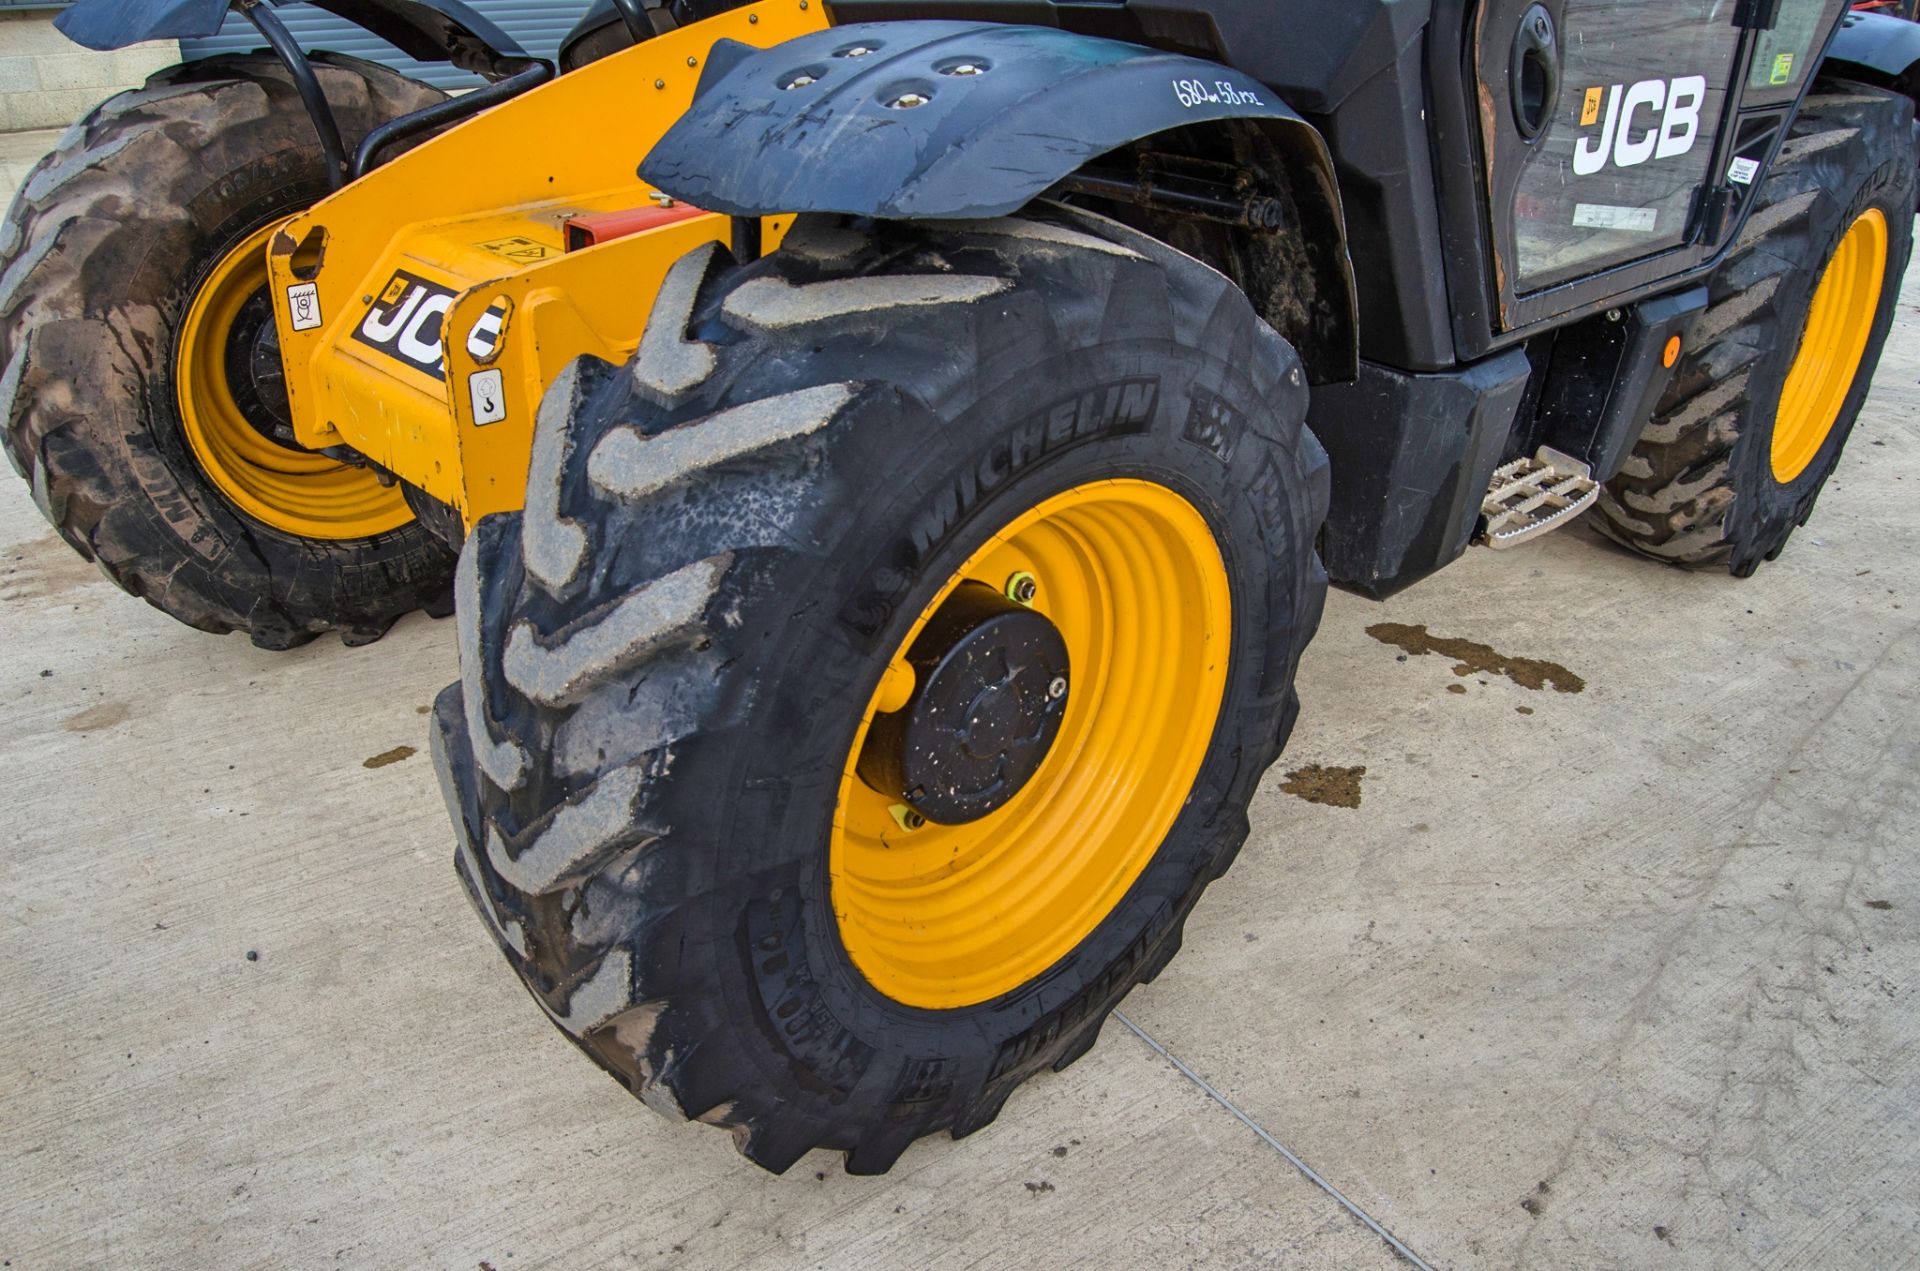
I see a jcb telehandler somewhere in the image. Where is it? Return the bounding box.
[5,0,1916,1173]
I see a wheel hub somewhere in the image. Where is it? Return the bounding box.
[175,219,412,540]
[223,287,298,449]
[856,582,1070,825]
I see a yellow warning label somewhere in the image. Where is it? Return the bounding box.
[477,235,555,263]
[1580,87,1603,128]
[379,275,409,305]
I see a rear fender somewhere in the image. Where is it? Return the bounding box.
[1823,9,1920,92]
[56,0,531,76]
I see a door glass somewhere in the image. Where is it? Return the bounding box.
[1749,0,1831,95]
[1506,0,1742,292]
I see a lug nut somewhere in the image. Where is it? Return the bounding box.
[1006,571,1038,605]
[1047,675,1068,700]
[889,804,927,831]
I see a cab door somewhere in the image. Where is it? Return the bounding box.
[1472,0,1846,330]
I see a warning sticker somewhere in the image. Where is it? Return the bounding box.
[477,236,555,263]
[1580,87,1603,128]
[1573,203,1658,233]
[1727,156,1760,186]
[354,269,457,380]
[286,282,322,332]
[469,368,506,426]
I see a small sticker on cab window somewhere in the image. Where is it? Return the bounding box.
[1728,156,1760,186]
[1573,203,1657,233]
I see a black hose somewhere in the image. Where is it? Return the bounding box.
[608,0,652,42]
[350,60,553,180]
[241,0,348,189]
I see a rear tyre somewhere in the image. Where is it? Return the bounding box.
[1596,82,1916,575]
[433,209,1330,1173]
[0,54,457,648]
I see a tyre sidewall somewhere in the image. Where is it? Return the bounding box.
[686,328,1317,1125]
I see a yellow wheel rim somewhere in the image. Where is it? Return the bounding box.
[830,479,1232,1010]
[1771,208,1888,484]
[176,221,411,539]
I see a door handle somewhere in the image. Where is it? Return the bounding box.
[1512,4,1562,142]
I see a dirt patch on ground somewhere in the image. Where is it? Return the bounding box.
[2,532,99,604]
[1279,764,1366,809]
[363,746,416,769]
[1368,622,1585,693]
[63,701,130,733]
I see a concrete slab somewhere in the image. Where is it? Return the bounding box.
[0,138,1916,1267]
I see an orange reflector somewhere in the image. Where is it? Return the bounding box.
[1662,336,1682,368]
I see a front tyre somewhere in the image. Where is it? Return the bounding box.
[433,209,1330,1173]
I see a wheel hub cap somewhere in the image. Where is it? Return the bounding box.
[856,583,1070,825]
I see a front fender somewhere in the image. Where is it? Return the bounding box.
[639,20,1336,222]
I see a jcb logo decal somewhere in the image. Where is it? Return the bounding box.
[1572,76,1706,176]
[354,270,456,380]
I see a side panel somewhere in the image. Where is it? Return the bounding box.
[1307,348,1532,598]
[262,0,825,519]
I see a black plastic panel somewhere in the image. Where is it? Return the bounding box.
[1307,347,1531,598]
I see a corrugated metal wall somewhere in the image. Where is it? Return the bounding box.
[180,0,579,88]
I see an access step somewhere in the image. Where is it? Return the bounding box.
[1479,447,1599,549]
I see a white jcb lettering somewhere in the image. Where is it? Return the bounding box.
[360,290,422,342]
[398,292,452,368]
[1572,75,1709,175]
[1613,79,1666,168]
[1573,86,1620,176]
[1656,75,1706,160]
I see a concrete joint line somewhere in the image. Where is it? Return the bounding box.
[1113,1010,1437,1271]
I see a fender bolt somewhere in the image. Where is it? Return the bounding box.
[1006,571,1038,605]
[1048,676,1068,700]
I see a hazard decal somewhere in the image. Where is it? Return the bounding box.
[353,270,457,380]
[477,236,554,263]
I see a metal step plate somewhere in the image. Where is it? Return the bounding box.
[1480,446,1599,550]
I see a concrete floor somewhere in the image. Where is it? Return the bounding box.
[1,132,1916,1265]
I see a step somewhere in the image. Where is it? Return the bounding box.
[1479,447,1599,550]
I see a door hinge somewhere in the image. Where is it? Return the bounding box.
[1690,183,1742,246]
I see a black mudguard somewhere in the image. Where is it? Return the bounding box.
[1825,9,1920,91]
[56,0,530,74]
[640,20,1340,222]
